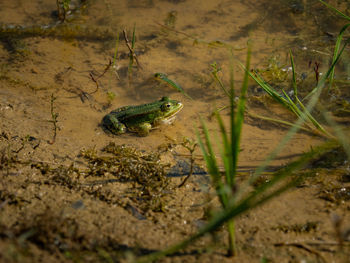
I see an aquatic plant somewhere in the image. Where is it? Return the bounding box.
[123,25,141,82]
[56,0,71,22]
[154,72,193,100]
[318,0,350,92]
[244,52,332,138]
[135,5,350,258]
[195,46,251,256]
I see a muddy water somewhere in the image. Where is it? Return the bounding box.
[0,0,349,262]
[0,0,328,164]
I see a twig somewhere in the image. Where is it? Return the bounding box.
[314,61,320,84]
[48,94,59,144]
[123,29,142,69]
[274,242,327,262]
[56,0,66,22]
[274,242,327,263]
[89,59,112,92]
[178,138,198,187]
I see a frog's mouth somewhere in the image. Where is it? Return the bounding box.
[162,102,183,125]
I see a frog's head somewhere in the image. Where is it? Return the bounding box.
[159,96,183,123]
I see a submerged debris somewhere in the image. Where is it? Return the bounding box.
[1,138,172,214]
[75,142,171,212]
[272,221,319,234]
[0,23,116,41]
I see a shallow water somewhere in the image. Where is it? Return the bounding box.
[1,0,339,163]
[0,0,349,262]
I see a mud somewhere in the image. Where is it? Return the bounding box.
[0,0,349,262]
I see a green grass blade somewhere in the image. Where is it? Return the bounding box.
[295,97,332,137]
[328,23,350,91]
[112,32,119,67]
[215,111,233,186]
[289,50,297,99]
[197,121,228,207]
[322,111,350,158]
[237,42,347,196]
[131,23,136,49]
[232,45,251,177]
[196,122,218,178]
[210,62,231,98]
[245,69,290,106]
[246,110,326,137]
[305,37,350,100]
[135,140,338,263]
[154,73,193,100]
[242,40,349,196]
[229,49,236,186]
[318,0,350,21]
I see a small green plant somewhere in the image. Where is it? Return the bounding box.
[318,0,350,93]
[123,25,141,82]
[135,22,350,261]
[245,52,332,138]
[164,11,178,28]
[56,0,71,22]
[106,91,116,103]
[196,47,251,256]
[154,72,193,100]
[134,3,350,261]
[210,62,231,98]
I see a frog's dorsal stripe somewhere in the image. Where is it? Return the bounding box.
[109,101,165,121]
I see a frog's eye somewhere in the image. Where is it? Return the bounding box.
[162,103,172,111]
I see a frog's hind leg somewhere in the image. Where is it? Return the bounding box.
[102,115,126,135]
[130,122,152,136]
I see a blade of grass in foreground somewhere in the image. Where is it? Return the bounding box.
[197,117,228,207]
[232,46,250,181]
[134,139,339,263]
[136,45,253,261]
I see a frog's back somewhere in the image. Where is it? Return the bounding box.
[108,102,162,121]
[108,106,133,120]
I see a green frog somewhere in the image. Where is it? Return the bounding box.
[102,97,183,136]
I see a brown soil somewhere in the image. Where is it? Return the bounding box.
[0,0,349,262]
